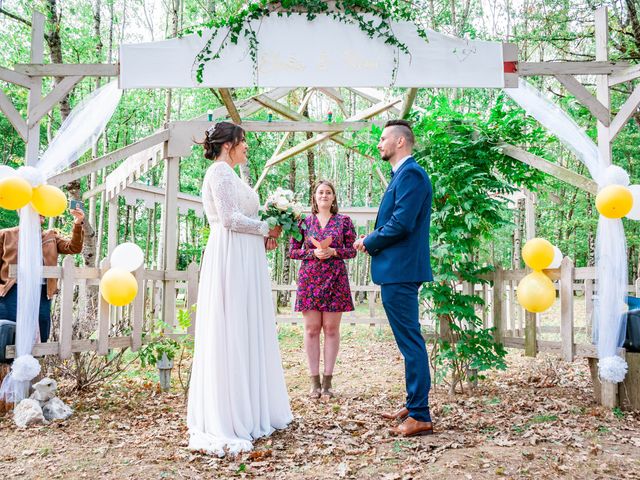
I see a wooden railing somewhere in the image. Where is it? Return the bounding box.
[6,258,639,362]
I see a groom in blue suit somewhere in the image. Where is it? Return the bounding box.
[354,120,433,437]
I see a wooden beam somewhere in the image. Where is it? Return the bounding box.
[25,11,45,167]
[555,74,610,126]
[28,75,83,127]
[82,182,106,200]
[316,87,344,105]
[316,87,348,115]
[218,88,242,124]
[254,88,314,190]
[252,94,389,187]
[609,84,640,142]
[265,98,401,167]
[346,88,402,115]
[595,7,612,166]
[13,63,118,77]
[400,88,418,119]
[0,89,27,141]
[193,87,293,121]
[0,66,33,88]
[503,43,519,88]
[121,182,203,216]
[518,61,628,76]
[49,129,170,187]
[500,144,598,194]
[608,64,640,86]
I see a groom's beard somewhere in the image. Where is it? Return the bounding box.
[380,151,391,161]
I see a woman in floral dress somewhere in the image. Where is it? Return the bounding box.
[289,181,356,398]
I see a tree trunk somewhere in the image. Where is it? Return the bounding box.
[586,194,595,267]
[512,198,524,269]
[280,158,297,306]
[164,0,181,123]
[303,106,316,201]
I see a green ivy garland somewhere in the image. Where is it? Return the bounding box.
[183,0,428,85]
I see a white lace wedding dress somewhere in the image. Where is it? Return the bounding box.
[187,161,292,456]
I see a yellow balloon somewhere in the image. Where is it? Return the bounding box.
[517,271,556,313]
[596,184,633,219]
[100,268,138,306]
[0,177,33,210]
[31,184,67,217]
[522,237,554,271]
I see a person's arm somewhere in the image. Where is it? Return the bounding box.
[363,169,430,256]
[56,221,84,254]
[210,166,270,236]
[332,216,357,259]
[0,229,5,267]
[288,221,315,260]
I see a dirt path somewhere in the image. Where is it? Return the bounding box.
[1,326,639,479]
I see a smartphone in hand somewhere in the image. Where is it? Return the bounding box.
[69,199,84,211]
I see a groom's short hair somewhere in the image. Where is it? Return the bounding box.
[384,119,415,148]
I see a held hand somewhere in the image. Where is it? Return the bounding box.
[71,208,85,224]
[268,225,282,238]
[313,248,335,260]
[353,235,368,254]
[264,237,278,251]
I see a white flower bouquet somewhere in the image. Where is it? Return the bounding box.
[260,187,306,241]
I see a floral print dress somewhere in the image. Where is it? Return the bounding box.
[289,214,357,312]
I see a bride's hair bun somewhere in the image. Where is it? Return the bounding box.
[203,122,246,160]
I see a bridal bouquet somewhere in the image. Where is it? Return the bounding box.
[260,187,306,241]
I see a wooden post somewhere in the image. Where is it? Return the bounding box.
[25,12,45,166]
[524,311,537,357]
[601,381,618,408]
[107,196,118,254]
[524,189,538,357]
[492,267,504,343]
[482,283,490,328]
[595,6,612,166]
[585,278,594,338]
[58,256,75,359]
[620,352,640,410]
[368,288,376,320]
[560,256,575,362]
[162,156,180,328]
[186,261,199,336]
[508,280,516,337]
[97,258,111,355]
[131,266,145,352]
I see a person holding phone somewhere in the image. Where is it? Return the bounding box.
[288,180,357,399]
[0,205,85,345]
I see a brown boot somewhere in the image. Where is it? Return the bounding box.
[309,375,321,399]
[321,374,334,398]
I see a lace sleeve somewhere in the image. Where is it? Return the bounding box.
[209,166,270,236]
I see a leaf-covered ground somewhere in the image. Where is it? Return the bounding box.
[1,326,639,479]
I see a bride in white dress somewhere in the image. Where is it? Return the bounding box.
[187,122,292,456]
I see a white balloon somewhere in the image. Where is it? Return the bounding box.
[626,185,640,221]
[110,242,144,272]
[549,246,563,269]
[0,165,14,181]
[602,165,630,187]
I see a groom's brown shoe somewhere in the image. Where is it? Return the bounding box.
[389,417,433,437]
[381,406,409,421]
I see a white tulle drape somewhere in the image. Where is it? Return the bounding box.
[0,81,122,403]
[506,79,628,382]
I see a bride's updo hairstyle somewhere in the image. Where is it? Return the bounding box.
[203,121,246,160]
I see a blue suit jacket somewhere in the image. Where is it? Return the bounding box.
[363,157,433,285]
